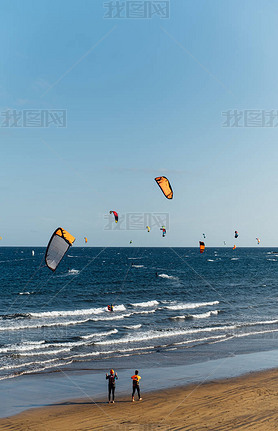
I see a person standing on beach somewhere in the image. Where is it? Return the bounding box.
[106,369,118,403]
[131,370,142,401]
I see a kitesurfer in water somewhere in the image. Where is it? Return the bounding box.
[106,369,118,403]
[156,272,158,278]
[108,304,114,312]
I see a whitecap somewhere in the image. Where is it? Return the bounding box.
[131,300,159,308]
[158,274,178,280]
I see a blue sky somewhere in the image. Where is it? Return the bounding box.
[1,0,278,246]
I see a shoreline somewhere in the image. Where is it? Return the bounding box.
[1,347,278,419]
[1,368,278,430]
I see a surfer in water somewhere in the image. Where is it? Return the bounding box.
[108,304,114,312]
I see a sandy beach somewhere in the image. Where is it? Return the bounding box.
[1,369,278,430]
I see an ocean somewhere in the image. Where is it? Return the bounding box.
[1,246,278,383]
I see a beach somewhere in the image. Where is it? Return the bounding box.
[1,368,278,430]
[1,248,278,427]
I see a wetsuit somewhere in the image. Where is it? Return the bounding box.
[131,374,141,399]
[106,373,117,402]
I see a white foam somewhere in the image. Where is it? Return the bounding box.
[191,310,219,319]
[0,317,92,331]
[95,325,237,346]
[19,347,72,357]
[0,357,59,372]
[173,335,226,346]
[171,310,219,320]
[158,274,178,280]
[30,307,107,319]
[165,301,219,311]
[240,319,278,327]
[235,328,278,338]
[68,269,80,274]
[112,304,126,312]
[132,265,144,268]
[81,329,118,339]
[123,324,142,330]
[3,360,74,379]
[131,300,159,308]
[0,341,45,354]
[91,313,132,321]
[0,329,120,355]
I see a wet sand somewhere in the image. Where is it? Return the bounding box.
[1,369,278,430]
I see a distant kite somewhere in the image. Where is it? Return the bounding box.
[223,241,226,246]
[233,245,236,250]
[109,211,118,223]
[154,176,173,199]
[199,241,205,254]
[84,237,88,244]
[256,238,260,245]
[160,226,166,237]
[146,226,151,232]
[45,228,75,272]
[234,231,239,239]
[203,233,206,239]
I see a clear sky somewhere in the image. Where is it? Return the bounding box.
[1,0,278,247]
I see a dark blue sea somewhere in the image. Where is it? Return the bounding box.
[1,246,278,382]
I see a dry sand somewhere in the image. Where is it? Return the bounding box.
[1,369,278,430]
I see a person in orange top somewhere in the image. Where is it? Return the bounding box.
[131,370,142,401]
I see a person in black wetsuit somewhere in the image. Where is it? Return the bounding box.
[106,369,118,403]
[131,370,142,401]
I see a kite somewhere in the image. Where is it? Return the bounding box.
[45,227,75,272]
[154,176,173,199]
[234,231,239,239]
[160,226,166,237]
[256,238,260,244]
[199,241,205,254]
[146,226,151,232]
[84,237,88,244]
[203,233,206,239]
[109,211,118,223]
[233,245,236,250]
[223,241,226,246]
[129,240,133,244]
